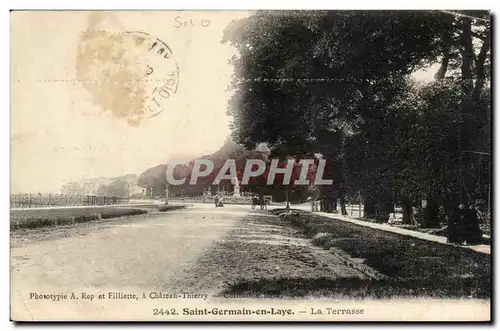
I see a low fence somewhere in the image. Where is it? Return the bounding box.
[10,193,130,208]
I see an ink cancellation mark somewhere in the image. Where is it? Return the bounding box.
[126,31,180,119]
[76,30,179,125]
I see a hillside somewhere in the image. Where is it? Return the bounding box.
[137,137,270,197]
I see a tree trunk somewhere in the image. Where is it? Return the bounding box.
[435,27,452,80]
[378,193,395,215]
[323,196,331,213]
[459,18,474,91]
[435,53,451,80]
[422,198,439,228]
[319,184,336,213]
[165,184,169,205]
[363,196,376,219]
[339,193,348,215]
[472,30,490,105]
[285,186,290,209]
[401,196,413,224]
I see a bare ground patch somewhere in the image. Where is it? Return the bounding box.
[166,214,380,299]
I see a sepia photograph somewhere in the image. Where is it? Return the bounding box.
[10,9,491,322]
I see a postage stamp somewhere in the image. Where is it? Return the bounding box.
[10,10,491,322]
[76,15,179,125]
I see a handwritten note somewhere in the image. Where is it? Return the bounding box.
[174,16,211,28]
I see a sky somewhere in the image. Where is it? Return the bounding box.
[11,11,251,193]
[10,11,437,194]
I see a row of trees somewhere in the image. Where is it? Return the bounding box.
[96,177,131,198]
[222,10,491,226]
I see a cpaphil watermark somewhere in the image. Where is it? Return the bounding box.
[165,159,333,186]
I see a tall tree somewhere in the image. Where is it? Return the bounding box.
[222,10,459,214]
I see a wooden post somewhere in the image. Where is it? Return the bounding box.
[165,184,169,205]
[285,187,290,209]
[358,193,362,218]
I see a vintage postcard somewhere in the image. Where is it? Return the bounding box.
[10,10,491,322]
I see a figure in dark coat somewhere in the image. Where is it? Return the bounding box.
[463,205,482,245]
[259,195,267,210]
[252,195,259,209]
[447,204,466,244]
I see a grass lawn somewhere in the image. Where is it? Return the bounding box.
[10,207,148,229]
[271,209,491,298]
[10,204,186,230]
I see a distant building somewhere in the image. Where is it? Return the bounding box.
[142,186,153,197]
[61,174,144,197]
[85,177,114,195]
[61,177,112,196]
[123,174,143,197]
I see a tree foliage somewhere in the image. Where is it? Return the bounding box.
[222,10,491,223]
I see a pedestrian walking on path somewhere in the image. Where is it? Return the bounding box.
[252,195,259,209]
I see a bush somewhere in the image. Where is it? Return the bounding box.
[282,211,490,298]
[11,207,149,230]
[101,209,146,219]
[157,205,187,212]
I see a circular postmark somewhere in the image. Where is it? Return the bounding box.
[76,29,179,125]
